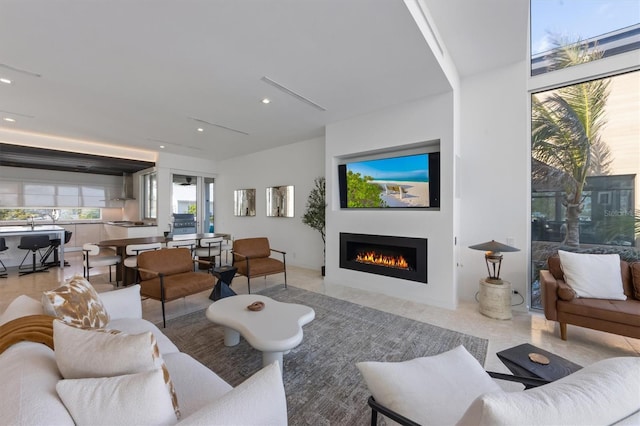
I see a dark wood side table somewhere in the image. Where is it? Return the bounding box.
[497,343,582,385]
[209,265,237,301]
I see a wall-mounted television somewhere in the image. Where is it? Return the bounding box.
[338,152,440,209]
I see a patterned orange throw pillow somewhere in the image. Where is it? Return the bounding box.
[42,275,110,328]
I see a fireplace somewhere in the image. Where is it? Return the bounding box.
[339,233,427,283]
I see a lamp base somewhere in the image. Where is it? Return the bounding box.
[478,278,512,320]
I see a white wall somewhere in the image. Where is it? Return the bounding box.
[457,60,530,310]
[215,137,326,270]
[325,93,457,309]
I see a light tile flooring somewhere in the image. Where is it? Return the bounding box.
[1,252,638,378]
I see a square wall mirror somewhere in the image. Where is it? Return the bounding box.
[266,185,294,217]
[234,188,256,216]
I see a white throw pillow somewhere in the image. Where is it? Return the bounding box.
[457,356,640,426]
[56,369,176,426]
[177,362,287,426]
[357,345,502,426]
[558,251,626,300]
[53,320,180,419]
[0,295,44,326]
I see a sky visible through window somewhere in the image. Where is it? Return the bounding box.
[531,0,640,55]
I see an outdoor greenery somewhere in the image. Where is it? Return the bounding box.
[532,38,610,247]
[302,177,326,264]
[0,208,100,221]
[346,171,386,208]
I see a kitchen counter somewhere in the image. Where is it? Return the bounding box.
[0,225,66,268]
[106,221,157,228]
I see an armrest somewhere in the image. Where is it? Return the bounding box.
[540,270,559,320]
[136,267,162,278]
[270,248,286,255]
[233,252,249,260]
[99,285,142,320]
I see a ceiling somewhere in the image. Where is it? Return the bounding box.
[0,0,528,165]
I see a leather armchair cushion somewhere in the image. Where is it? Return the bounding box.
[631,262,640,300]
[557,281,576,301]
[235,258,284,278]
[140,272,213,302]
[233,238,271,259]
[138,248,193,281]
[558,298,640,326]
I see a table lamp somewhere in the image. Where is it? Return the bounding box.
[468,240,519,284]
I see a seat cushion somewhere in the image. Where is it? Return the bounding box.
[557,298,640,326]
[235,257,284,278]
[139,272,214,301]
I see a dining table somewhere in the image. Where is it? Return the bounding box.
[98,233,231,286]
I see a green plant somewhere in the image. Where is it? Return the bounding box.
[302,177,326,263]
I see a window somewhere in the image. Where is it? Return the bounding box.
[531,0,640,76]
[143,172,158,220]
[0,208,101,221]
[529,1,640,310]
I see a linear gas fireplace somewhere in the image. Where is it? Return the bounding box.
[339,233,427,283]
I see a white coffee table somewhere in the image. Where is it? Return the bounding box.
[205,294,315,372]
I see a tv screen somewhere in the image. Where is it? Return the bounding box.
[338,152,440,209]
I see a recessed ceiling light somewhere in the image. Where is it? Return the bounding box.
[3,117,15,122]
[197,128,204,132]
[159,145,165,149]
[0,78,11,84]
[261,98,271,104]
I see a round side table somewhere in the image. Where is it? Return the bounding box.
[478,278,512,320]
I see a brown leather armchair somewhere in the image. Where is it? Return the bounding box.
[232,237,286,293]
[136,247,214,327]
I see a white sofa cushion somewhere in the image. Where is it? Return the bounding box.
[98,284,143,320]
[53,320,180,419]
[0,342,74,425]
[0,295,44,326]
[457,356,640,426]
[558,251,626,300]
[177,362,287,425]
[357,345,502,426]
[109,317,180,355]
[57,369,176,426]
[42,275,110,328]
[163,352,233,418]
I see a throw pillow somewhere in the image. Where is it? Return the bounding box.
[56,369,176,426]
[356,345,503,426]
[53,320,180,419]
[558,251,626,300]
[177,362,287,425]
[42,275,110,328]
[457,356,640,426]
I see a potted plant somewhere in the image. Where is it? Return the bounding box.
[302,177,326,275]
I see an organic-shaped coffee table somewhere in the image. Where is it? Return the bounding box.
[206,294,315,372]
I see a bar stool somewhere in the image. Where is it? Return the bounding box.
[18,235,51,276]
[41,231,73,267]
[0,237,8,278]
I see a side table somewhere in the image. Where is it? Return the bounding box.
[497,343,582,386]
[478,278,512,320]
[209,266,237,301]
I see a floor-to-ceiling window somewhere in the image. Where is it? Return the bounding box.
[529,0,640,309]
[171,174,215,233]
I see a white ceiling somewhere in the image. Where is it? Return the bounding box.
[0,0,528,161]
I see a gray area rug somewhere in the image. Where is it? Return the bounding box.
[162,286,488,425]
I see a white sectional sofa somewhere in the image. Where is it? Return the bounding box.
[0,284,288,425]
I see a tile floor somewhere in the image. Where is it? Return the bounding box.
[1,252,638,378]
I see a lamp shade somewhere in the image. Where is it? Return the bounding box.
[468,240,519,253]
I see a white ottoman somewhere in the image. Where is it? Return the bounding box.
[206,294,315,373]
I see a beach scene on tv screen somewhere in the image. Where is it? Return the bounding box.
[346,153,430,208]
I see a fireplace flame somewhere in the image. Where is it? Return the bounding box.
[355,251,410,269]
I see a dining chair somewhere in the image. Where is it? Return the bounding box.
[194,237,223,268]
[166,239,197,257]
[82,243,122,285]
[123,242,162,269]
